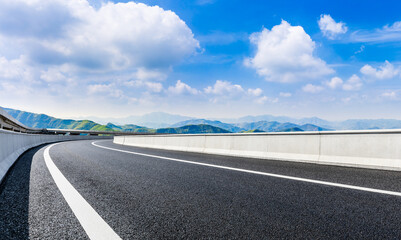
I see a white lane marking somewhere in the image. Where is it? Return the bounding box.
[44,143,122,240]
[92,141,401,197]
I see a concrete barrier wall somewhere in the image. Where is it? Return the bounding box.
[114,130,401,171]
[0,130,110,183]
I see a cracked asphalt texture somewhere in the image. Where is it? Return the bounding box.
[1,139,401,239]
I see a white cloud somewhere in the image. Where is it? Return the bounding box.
[326,77,343,89]
[318,14,348,39]
[247,88,263,97]
[354,45,365,54]
[255,96,268,104]
[204,80,244,95]
[245,20,333,83]
[0,0,199,75]
[302,84,324,93]
[342,74,362,91]
[381,91,397,99]
[0,56,36,83]
[279,92,292,97]
[168,80,199,95]
[40,68,69,83]
[125,80,163,93]
[254,96,278,104]
[0,0,200,110]
[203,80,277,105]
[134,68,168,82]
[143,82,163,93]
[87,83,124,98]
[384,21,401,31]
[360,61,400,80]
[351,21,401,43]
[323,75,363,91]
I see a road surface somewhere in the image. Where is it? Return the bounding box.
[1,140,401,239]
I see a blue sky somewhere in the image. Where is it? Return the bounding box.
[1,0,401,120]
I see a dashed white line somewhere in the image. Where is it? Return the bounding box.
[44,143,122,240]
[92,141,401,197]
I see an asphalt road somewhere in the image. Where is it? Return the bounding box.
[1,139,401,239]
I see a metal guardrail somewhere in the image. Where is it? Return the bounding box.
[0,107,153,136]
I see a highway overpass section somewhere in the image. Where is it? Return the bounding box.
[1,139,401,239]
[0,106,152,136]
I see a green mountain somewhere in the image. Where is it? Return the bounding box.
[105,123,153,133]
[171,119,244,132]
[330,119,401,130]
[89,112,193,128]
[240,129,265,133]
[299,124,328,131]
[5,108,116,131]
[3,108,229,134]
[156,124,231,134]
[236,121,330,132]
[281,127,304,132]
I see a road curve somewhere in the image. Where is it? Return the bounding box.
[1,139,401,239]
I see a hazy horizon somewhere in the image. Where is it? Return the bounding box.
[6,105,401,124]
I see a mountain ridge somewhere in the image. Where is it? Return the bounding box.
[3,107,230,134]
[5,106,401,132]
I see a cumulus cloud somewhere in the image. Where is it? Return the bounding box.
[0,56,44,96]
[342,74,362,91]
[318,14,348,39]
[87,83,124,98]
[204,80,244,95]
[0,0,77,39]
[245,20,333,83]
[0,56,36,83]
[247,88,263,97]
[204,80,274,104]
[0,0,200,110]
[125,80,163,93]
[168,80,199,95]
[326,77,343,89]
[322,75,363,91]
[360,61,400,80]
[302,84,324,93]
[255,96,268,104]
[0,0,199,78]
[40,68,70,83]
[254,96,278,104]
[279,92,292,97]
[133,68,168,82]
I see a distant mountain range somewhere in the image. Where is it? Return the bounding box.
[85,112,193,128]
[171,119,330,132]
[3,108,230,134]
[78,111,401,131]
[5,108,115,131]
[156,124,231,134]
[171,119,244,132]
[4,107,401,134]
[234,121,330,132]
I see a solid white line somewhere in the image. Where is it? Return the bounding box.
[92,141,401,197]
[44,143,122,240]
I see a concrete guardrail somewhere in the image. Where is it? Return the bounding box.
[0,129,110,183]
[114,130,401,171]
